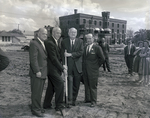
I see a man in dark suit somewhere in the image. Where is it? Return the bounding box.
[100,37,111,72]
[124,39,136,75]
[43,27,67,111]
[29,28,47,117]
[61,27,83,106]
[83,33,105,107]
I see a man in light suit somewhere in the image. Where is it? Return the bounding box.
[100,37,111,72]
[29,28,47,117]
[124,39,136,75]
[83,33,105,107]
[43,27,67,112]
[61,27,83,106]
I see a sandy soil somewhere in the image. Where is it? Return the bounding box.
[0,50,150,118]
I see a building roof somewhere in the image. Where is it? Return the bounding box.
[0,31,26,37]
[59,12,127,23]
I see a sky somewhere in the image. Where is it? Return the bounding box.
[0,0,150,34]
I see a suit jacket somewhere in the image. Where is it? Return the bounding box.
[61,38,83,74]
[44,36,64,75]
[100,43,110,58]
[29,38,47,79]
[124,44,136,58]
[0,48,10,71]
[83,44,105,77]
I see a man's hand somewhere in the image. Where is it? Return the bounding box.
[64,52,72,57]
[63,65,68,70]
[63,65,68,76]
[36,72,42,78]
[63,69,68,76]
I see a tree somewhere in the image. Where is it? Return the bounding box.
[53,17,60,27]
[126,28,134,39]
[9,29,23,34]
[133,29,147,45]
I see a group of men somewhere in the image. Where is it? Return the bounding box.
[29,27,110,117]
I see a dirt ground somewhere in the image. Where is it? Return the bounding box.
[1,50,150,118]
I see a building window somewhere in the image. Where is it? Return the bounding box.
[122,24,124,28]
[8,36,10,42]
[83,19,86,24]
[112,23,114,27]
[99,21,101,26]
[94,21,97,25]
[112,34,114,38]
[122,35,124,39]
[117,30,119,33]
[117,24,119,28]
[108,22,109,26]
[2,36,4,42]
[76,19,79,24]
[5,36,7,42]
[105,22,107,26]
[112,29,114,33]
[122,30,124,34]
[89,19,91,24]
[68,20,70,25]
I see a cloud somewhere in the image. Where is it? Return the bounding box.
[0,15,37,31]
[126,17,145,31]
[0,0,149,32]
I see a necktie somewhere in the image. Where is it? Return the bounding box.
[86,45,89,55]
[72,40,74,50]
[128,45,130,55]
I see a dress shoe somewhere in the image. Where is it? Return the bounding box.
[55,107,64,116]
[90,102,96,107]
[84,100,91,103]
[43,106,52,110]
[108,70,111,72]
[72,101,76,106]
[41,109,45,113]
[32,111,44,117]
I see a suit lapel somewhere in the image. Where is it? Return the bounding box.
[35,38,47,55]
[72,38,78,51]
[83,46,87,58]
[51,37,60,58]
[66,38,71,52]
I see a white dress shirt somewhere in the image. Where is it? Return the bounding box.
[37,37,46,50]
[52,36,58,46]
[88,43,94,52]
[70,39,75,47]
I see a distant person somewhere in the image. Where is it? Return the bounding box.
[100,37,111,72]
[138,40,150,86]
[29,28,47,117]
[124,39,136,75]
[43,27,67,112]
[61,27,83,106]
[82,33,105,107]
[93,30,99,45]
[133,41,143,82]
[0,48,9,71]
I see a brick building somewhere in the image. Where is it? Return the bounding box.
[59,9,127,44]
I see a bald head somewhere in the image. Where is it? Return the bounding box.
[52,27,61,40]
[102,38,105,43]
[86,33,94,45]
[68,27,77,39]
[38,28,47,41]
